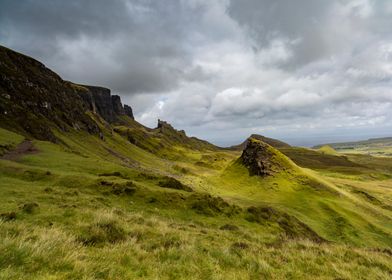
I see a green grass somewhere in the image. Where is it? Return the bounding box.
[0,127,25,156]
[1,127,392,279]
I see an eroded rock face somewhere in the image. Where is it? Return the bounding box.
[111,95,125,115]
[84,86,116,123]
[0,46,100,141]
[240,138,275,176]
[80,86,134,123]
[157,119,173,130]
[124,104,134,120]
[0,46,137,140]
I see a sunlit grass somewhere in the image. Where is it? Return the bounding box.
[1,127,391,279]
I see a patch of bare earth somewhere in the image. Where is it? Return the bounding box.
[1,140,38,161]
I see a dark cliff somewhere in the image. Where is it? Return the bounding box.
[240,138,292,176]
[0,45,135,140]
[124,104,134,119]
[78,85,134,123]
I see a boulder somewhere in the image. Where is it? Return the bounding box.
[124,104,134,119]
[240,138,276,176]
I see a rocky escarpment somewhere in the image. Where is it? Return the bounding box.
[155,119,216,150]
[123,105,134,120]
[0,45,134,141]
[157,119,186,136]
[78,85,134,123]
[240,138,291,176]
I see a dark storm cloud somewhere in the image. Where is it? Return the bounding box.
[0,0,204,93]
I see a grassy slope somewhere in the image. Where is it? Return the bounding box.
[1,128,392,279]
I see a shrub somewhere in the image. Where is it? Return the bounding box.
[111,181,137,196]
[0,211,16,221]
[158,177,193,192]
[189,194,241,217]
[21,202,39,214]
[220,224,239,231]
[80,221,126,246]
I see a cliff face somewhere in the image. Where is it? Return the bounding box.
[78,85,134,123]
[0,45,135,140]
[82,85,116,123]
[240,137,295,177]
[240,138,276,176]
[0,46,100,141]
[112,95,125,116]
[124,104,134,119]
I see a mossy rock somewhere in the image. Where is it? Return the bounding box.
[158,176,193,192]
[21,202,39,214]
[111,181,137,196]
[189,194,242,217]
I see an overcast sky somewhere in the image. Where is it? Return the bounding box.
[1,0,392,146]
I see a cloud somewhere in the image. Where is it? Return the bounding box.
[0,0,208,94]
[1,0,392,146]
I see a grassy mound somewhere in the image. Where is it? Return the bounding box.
[246,206,325,243]
[158,176,193,192]
[189,194,242,217]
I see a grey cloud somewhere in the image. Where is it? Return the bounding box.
[1,0,391,146]
[227,0,392,69]
[0,0,207,94]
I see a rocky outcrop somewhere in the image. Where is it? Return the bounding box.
[124,104,134,120]
[157,119,175,132]
[79,85,133,123]
[240,138,281,176]
[111,95,125,115]
[157,119,187,137]
[83,86,116,123]
[0,45,100,141]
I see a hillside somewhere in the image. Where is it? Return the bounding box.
[1,46,392,279]
[314,137,392,157]
[230,133,291,150]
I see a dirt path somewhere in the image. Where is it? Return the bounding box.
[1,140,38,161]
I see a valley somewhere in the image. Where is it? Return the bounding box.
[0,46,392,279]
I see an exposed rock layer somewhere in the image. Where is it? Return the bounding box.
[240,138,278,176]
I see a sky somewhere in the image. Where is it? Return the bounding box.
[1,0,392,147]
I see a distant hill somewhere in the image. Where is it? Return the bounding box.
[314,137,392,157]
[314,137,392,149]
[230,134,290,150]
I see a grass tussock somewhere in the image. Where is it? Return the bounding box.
[158,176,193,192]
[189,194,242,217]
